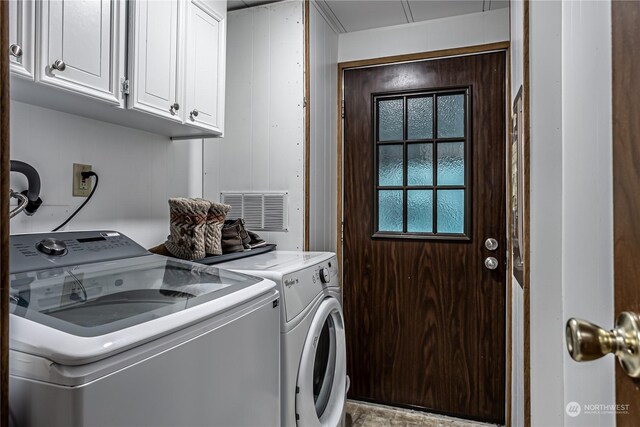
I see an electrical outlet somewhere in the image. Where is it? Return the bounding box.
[73,163,93,197]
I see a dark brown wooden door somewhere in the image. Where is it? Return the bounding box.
[613,1,640,425]
[342,52,506,423]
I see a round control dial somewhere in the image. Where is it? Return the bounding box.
[319,267,331,284]
[36,238,68,256]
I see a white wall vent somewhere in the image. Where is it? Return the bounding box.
[220,192,288,232]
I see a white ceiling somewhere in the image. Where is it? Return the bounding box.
[227,0,283,11]
[319,0,508,33]
[228,0,508,33]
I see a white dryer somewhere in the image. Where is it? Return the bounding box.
[216,251,347,427]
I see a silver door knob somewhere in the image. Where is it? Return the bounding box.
[485,238,499,251]
[9,44,23,58]
[484,257,498,270]
[567,312,640,378]
[51,59,66,71]
[169,102,180,115]
[190,109,199,121]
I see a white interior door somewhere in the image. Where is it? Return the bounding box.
[8,0,35,80]
[39,0,121,104]
[130,0,182,121]
[185,0,226,134]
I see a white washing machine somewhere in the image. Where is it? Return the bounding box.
[9,230,281,427]
[216,251,347,427]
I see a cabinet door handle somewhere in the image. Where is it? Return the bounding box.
[9,44,23,58]
[169,102,180,115]
[51,59,66,71]
[190,109,199,121]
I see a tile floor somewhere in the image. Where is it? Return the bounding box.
[344,400,499,427]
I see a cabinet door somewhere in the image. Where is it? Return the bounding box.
[129,0,182,121]
[185,0,226,134]
[38,0,125,105]
[8,0,35,80]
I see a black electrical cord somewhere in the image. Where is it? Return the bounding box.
[52,171,99,232]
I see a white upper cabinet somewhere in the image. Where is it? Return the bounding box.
[37,0,126,105]
[8,0,227,138]
[129,0,183,122]
[184,0,226,134]
[8,0,35,80]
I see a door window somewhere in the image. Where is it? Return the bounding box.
[374,88,470,239]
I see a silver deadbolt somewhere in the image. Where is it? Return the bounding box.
[484,257,498,270]
[485,238,499,251]
[567,312,640,378]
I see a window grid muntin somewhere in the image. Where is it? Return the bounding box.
[373,87,470,239]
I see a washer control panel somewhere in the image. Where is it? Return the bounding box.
[282,255,339,322]
[10,231,149,274]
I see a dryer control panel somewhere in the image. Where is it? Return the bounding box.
[282,255,339,322]
[10,231,149,274]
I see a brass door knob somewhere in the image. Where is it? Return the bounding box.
[566,312,640,378]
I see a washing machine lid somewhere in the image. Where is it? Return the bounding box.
[9,254,275,365]
[216,251,334,275]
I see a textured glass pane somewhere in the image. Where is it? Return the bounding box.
[437,190,465,234]
[378,145,403,186]
[437,94,465,138]
[407,97,433,140]
[437,142,465,185]
[378,99,403,141]
[407,190,433,232]
[378,190,403,232]
[407,143,433,186]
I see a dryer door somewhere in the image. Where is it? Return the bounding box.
[295,296,347,426]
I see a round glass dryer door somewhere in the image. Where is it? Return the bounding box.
[296,297,346,426]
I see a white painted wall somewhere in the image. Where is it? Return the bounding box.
[308,2,338,252]
[511,0,524,98]
[561,1,614,425]
[337,8,509,63]
[529,2,565,425]
[511,278,525,426]
[9,101,203,248]
[203,0,305,250]
[510,2,525,426]
[527,0,615,425]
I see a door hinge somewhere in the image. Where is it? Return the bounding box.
[120,78,130,95]
[341,100,345,119]
[341,221,344,243]
[303,96,307,108]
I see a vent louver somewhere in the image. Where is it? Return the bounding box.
[220,192,288,231]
